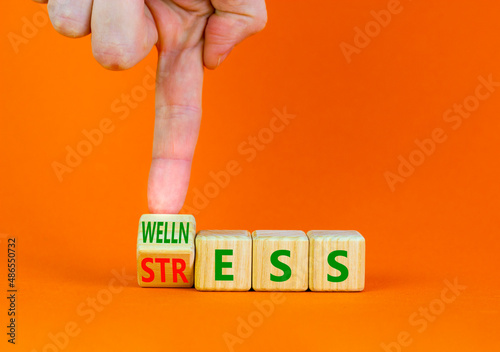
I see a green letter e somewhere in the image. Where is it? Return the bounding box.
[215,249,233,281]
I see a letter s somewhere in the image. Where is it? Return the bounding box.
[327,250,349,282]
[141,258,154,283]
[270,250,291,282]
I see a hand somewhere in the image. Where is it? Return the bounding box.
[33,0,267,213]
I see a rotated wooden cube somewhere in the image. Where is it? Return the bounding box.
[136,214,195,287]
[252,230,308,291]
[307,230,365,291]
[195,230,252,291]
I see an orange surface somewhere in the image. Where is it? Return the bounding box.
[1,0,500,351]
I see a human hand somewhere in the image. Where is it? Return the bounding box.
[33,0,267,213]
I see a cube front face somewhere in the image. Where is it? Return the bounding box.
[195,230,252,291]
[307,230,365,291]
[252,230,309,291]
[137,214,196,288]
[137,245,194,287]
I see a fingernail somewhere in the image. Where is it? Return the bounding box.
[216,50,232,68]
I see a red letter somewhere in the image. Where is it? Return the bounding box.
[172,258,188,283]
[155,258,171,282]
[141,258,154,283]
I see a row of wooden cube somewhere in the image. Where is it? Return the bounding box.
[137,215,365,291]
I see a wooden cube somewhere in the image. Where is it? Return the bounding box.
[136,214,196,287]
[252,230,308,291]
[195,230,252,291]
[307,230,365,291]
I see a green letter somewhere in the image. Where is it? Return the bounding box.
[215,249,233,281]
[163,222,170,243]
[171,222,177,243]
[156,222,163,243]
[327,250,349,282]
[180,222,189,244]
[142,222,156,243]
[270,250,291,282]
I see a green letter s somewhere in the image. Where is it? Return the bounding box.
[270,250,291,282]
[327,250,349,282]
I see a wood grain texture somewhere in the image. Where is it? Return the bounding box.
[136,214,196,287]
[307,230,365,291]
[195,230,252,291]
[252,230,308,291]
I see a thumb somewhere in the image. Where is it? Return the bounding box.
[204,0,267,69]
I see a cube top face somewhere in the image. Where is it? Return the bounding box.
[307,230,365,292]
[137,214,196,247]
[307,230,364,241]
[252,230,308,241]
[195,230,252,291]
[196,230,251,242]
[252,230,308,291]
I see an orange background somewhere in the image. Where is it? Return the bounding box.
[1,0,499,351]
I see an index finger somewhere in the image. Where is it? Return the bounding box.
[147,48,204,214]
[146,7,206,214]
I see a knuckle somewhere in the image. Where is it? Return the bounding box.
[48,1,89,37]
